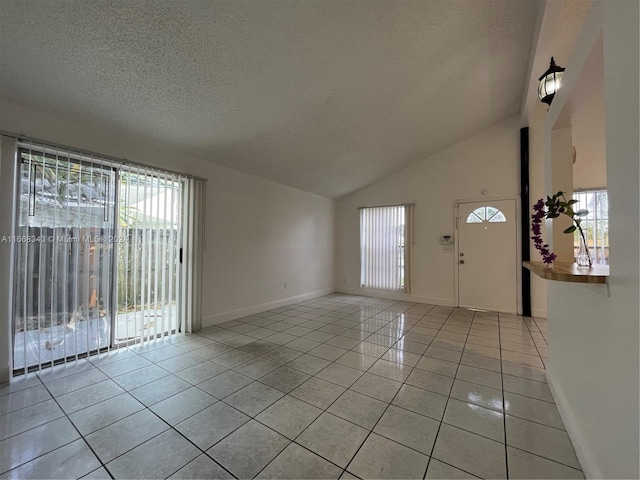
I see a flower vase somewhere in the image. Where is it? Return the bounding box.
[575,229,592,267]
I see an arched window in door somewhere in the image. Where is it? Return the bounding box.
[466,206,507,223]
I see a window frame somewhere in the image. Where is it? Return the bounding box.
[573,187,609,265]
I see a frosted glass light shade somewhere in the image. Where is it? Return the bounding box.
[538,57,565,106]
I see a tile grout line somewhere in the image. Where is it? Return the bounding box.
[0,376,81,476]
[249,303,438,478]
[44,351,238,479]
[126,307,571,476]
[98,346,254,479]
[521,313,548,369]
[179,296,399,478]
[240,297,410,479]
[23,306,444,478]
[43,356,207,479]
[498,312,510,480]
[32,370,117,480]
[422,308,478,480]
[1,296,390,477]
[274,300,577,474]
[206,306,551,389]
[100,384,239,479]
[85,349,256,478]
[339,308,437,477]
[4,295,572,479]
[11,327,528,430]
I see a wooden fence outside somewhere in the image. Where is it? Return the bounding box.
[13,226,179,332]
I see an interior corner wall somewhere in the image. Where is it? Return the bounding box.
[0,99,335,344]
[335,116,520,307]
[541,1,639,478]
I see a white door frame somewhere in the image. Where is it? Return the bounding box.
[454,196,522,315]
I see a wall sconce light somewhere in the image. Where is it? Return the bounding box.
[538,57,565,106]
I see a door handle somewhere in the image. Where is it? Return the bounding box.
[459,260,465,264]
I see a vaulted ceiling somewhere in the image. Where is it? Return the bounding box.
[0,0,540,198]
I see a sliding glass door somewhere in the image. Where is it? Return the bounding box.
[114,167,182,346]
[13,148,116,370]
[12,145,183,373]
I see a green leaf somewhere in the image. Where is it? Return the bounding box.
[575,209,589,216]
[547,213,560,218]
[567,199,579,205]
[563,225,577,234]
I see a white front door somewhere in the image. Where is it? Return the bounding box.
[457,199,517,313]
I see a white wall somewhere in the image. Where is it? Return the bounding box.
[205,166,335,323]
[527,102,549,318]
[335,116,520,307]
[550,127,574,261]
[0,99,335,378]
[539,1,639,477]
[571,40,606,190]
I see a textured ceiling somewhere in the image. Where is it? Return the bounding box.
[0,0,539,198]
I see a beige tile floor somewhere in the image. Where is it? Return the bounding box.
[0,294,583,479]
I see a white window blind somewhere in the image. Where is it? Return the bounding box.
[116,163,183,346]
[180,177,206,333]
[11,140,205,375]
[13,142,118,373]
[360,204,413,293]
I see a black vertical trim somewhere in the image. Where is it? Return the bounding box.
[520,127,532,317]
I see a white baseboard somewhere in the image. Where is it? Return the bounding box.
[203,287,455,328]
[531,307,548,318]
[335,287,455,307]
[546,369,600,479]
[202,288,336,327]
[0,365,10,385]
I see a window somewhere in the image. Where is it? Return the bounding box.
[466,206,506,223]
[573,188,609,264]
[360,205,412,292]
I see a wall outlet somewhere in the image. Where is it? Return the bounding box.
[443,246,453,253]
[284,282,287,289]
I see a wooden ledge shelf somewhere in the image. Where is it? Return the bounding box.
[524,261,609,284]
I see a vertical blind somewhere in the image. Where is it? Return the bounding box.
[14,142,118,373]
[116,163,183,347]
[360,204,413,293]
[180,177,206,333]
[12,140,205,374]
